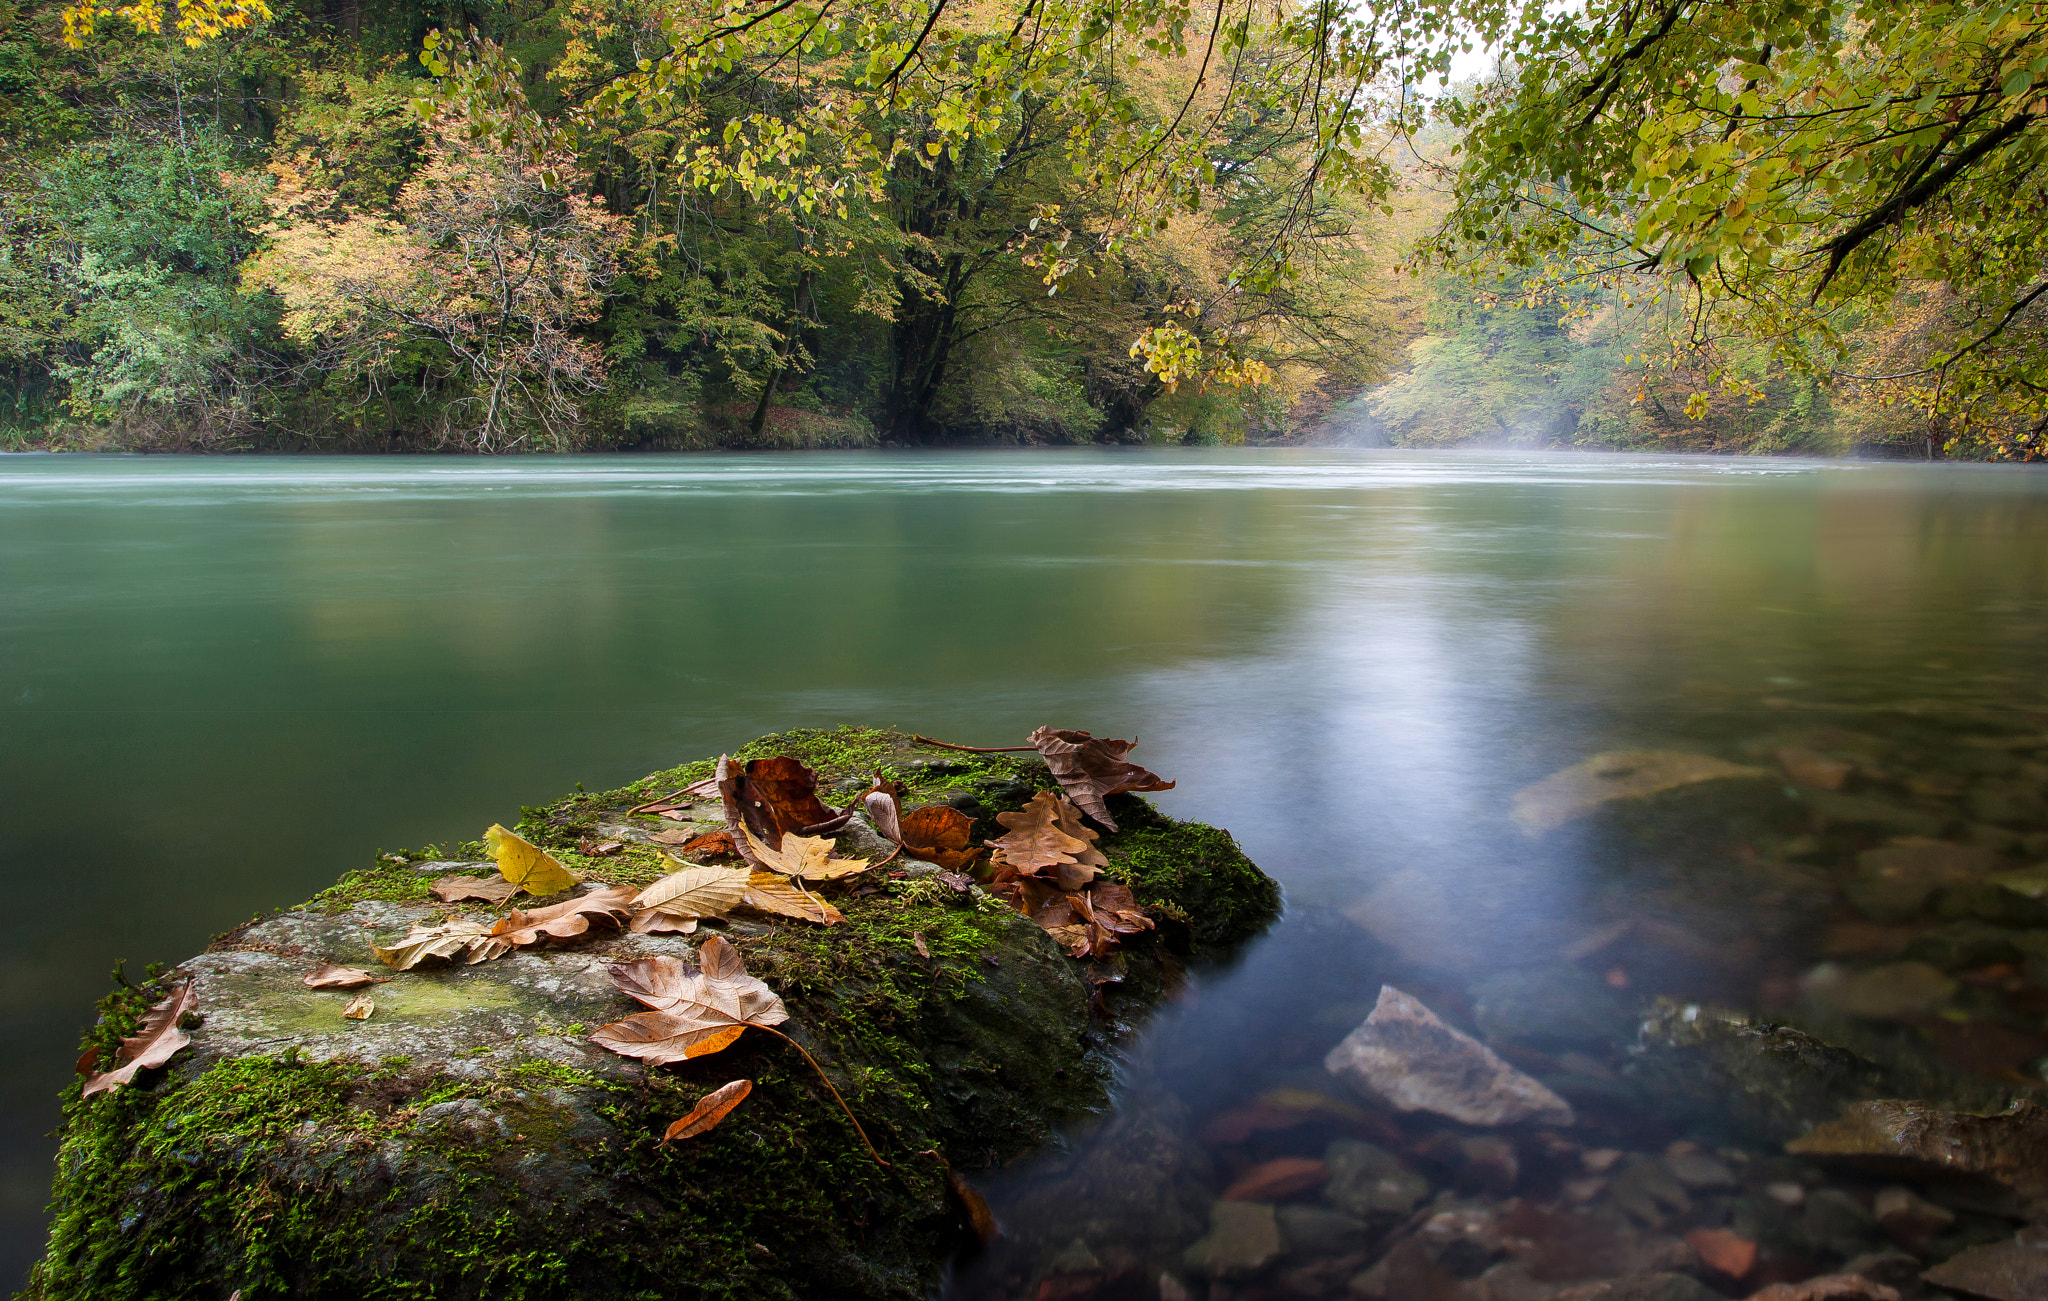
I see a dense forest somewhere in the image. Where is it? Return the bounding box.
[3,0,2044,457]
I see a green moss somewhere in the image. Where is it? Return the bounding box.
[27,727,1281,1301]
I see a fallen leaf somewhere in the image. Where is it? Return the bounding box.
[987,790,1108,890]
[864,788,904,842]
[660,1078,753,1145]
[83,984,198,1097]
[342,991,375,1020]
[1027,727,1174,832]
[630,864,750,932]
[591,936,791,1065]
[371,918,500,970]
[1222,1156,1329,1202]
[720,754,856,851]
[1685,1227,1756,1278]
[948,1169,1000,1245]
[899,805,982,870]
[1511,751,1768,833]
[742,826,874,882]
[649,828,739,859]
[431,874,520,905]
[913,931,930,959]
[486,885,638,948]
[74,1046,99,1077]
[741,871,847,925]
[485,823,579,894]
[302,963,388,989]
[579,839,625,857]
[594,935,886,1165]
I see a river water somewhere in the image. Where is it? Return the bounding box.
[2,449,2045,1292]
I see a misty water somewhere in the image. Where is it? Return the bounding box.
[3,449,2046,1292]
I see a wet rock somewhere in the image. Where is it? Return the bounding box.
[1834,1252,1922,1295]
[1324,986,1575,1127]
[1472,965,1634,1050]
[1966,779,2045,824]
[1458,1134,1522,1193]
[1780,748,1855,790]
[1687,1226,1758,1280]
[1663,1150,1737,1189]
[1800,1188,1882,1258]
[1799,962,1958,1020]
[1899,923,2029,972]
[1844,840,1995,922]
[1548,1273,1723,1301]
[1470,1259,1559,1301]
[1626,1003,1894,1146]
[1803,793,1948,839]
[1276,1205,1372,1257]
[1609,1160,1692,1225]
[1785,1099,2048,1215]
[1183,1201,1283,1278]
[1511,750,1771,834]
[1921,1226,2048,1301]
[1742,1274,1901,1301]
[1872,1186,1954,1253]
[1321,1139,1431,1218]
[1048,1239,1104,1274]
[1942,866,2048,927]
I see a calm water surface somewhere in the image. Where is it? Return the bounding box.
[3,449,2046,1290]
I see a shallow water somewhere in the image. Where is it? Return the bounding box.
[2,448,2046,1291]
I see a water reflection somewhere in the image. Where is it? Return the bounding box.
[1,450,2044,1293]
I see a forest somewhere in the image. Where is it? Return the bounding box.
[3,0,2045,457]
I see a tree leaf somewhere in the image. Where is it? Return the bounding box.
[742,826,874,882]
[741,870,848,925]
[372,918,501,969]
[485,823,579,894]
[372,886,635,969]
[987,790,1107,890]
[82,984,197,1097]
[342,992,375,1020]
[660,1078,753,1145]
[431,874,521,905]
[897,805,981,870]
[590,936,790,1066]
[1027,726,1173,831]
[302,963,388,989]
[631,864,750,932]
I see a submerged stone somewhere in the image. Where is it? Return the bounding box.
[23,728,1280,1301]
[1182,1201,1283,1278]
[1844,839,1995,922]
[1921,1227,2048,1301]
[1321,1139,1431,1218]
[1799,961,1958,1020]
[1785,1098,2048,1217]
[1324,986,1575,1127]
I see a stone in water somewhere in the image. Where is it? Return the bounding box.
[1323,985,1573,1127]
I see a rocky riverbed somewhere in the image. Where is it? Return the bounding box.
[19,728,1280,1301]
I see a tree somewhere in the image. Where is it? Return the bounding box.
[1425,0,2048,458]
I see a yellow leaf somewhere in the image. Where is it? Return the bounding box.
[741,826,873,882]
[486,823,579,895]
[741,870,846,925]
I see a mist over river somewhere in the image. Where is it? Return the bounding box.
[3,449,2045,1291]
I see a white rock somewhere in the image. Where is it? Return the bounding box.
[1323,986,1574,1127]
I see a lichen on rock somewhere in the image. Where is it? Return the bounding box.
[23,727,1279,1301]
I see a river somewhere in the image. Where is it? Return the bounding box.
[2,449,2045,1291]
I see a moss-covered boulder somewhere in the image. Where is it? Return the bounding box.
[23,729,1279,1301]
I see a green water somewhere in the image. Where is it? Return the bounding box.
[3,449,2046,1288]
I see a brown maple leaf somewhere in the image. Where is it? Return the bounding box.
[590,935,884,1164]
[986,790,1106,890]
[83,983,198,1097]
[661,1079,752,1146]
[1027,726,1174,831]
[431,874,520,905]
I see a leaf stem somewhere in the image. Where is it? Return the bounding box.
[756,1025,889,1167]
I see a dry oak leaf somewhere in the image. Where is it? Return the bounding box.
[302,963,388,990]
[486,823,580,894]
[865,791,981,870]
[83,983,197,1097]
[590,935,790,1065]
[660,1079,753,1146]
[987,790,1107,891]
[630,865,750,934]
[372,918,499,970]
[741,871,847,926]
[720,754,855,854]
[431,874,520,906]
[342,992,375,1020]
[743,826,874,882]
[1027,726,1173,832]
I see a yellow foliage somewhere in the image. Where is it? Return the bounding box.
[62,0,272,48]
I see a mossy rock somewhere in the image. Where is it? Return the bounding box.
[22,729,1277,1301]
